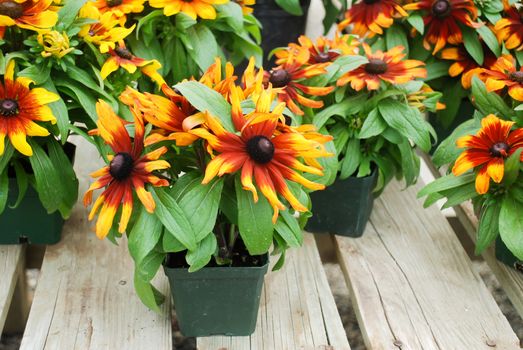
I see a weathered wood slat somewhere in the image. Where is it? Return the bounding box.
[0,245,25,334]
[19,138,172,350]
[197,233,350,350]
[335,180,520,349]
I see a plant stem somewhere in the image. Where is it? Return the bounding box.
[228,224,237,252]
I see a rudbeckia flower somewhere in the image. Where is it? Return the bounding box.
[38,30,74,59]
[0,0,58,39]
[453,114,523,194]
[440,45,496,89]
[407,84,446,111]
[481,55,523,101]
[191,86,332,222]
[0,60,59,156]
[404,0,480,54]
[338,0,406,37]
[275,34,359,65]
[79,3,135,53]
[101,41,163,81]
[149,0,229,20]
[264,50,334,116]
[92,0,145,24]
[337,44,426,91]
[83,100,170,239]
[494,4,523,51]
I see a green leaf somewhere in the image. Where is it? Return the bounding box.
[10,161,27,209]
[475,202,500,255]
[471,76,515,118]
[47,140,78,218]
[378,99,431,152]
[397,139,419,186]
[0,170,8,214]
[150,187,197,251]
[274,210,302,247]
[0,141,14,174]
[18,63,50,85]
[162,228,186,252]
[313,94,366,129]
[407,13,424,34]
[129,207,163,265]
[418,173,475,198]
[41,80,69,142]
[332,55,369,78]
[503,148,522,187]
[339,138,361,179]
[441,182,478,209]
[275,0,303,15]
[58,0,88,28]
[386,24,408,55]
[432,118,480,167]
[424,61,451,81]
[499,193,523,259]
[174,81,235,132]
[217,3,243,32]
[434,82,468,129]
[477,25,501,57]
[359,108,387,139]
[186,233,217,272]
[462,26,484,65]
[133,272,164,312]
[235,176,273,255]
[186,24,219,71]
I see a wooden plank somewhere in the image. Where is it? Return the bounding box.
[19,137,172,350]
[0,245,25,334]
[422,155,523,320]
[197,233,350,349]
[3,260,30,333]
[335,180,520,349]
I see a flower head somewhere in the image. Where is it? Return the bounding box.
[440,45,497,89]
[404,0,480,54]
[0,0,58,38]
[92,0,145,24]
[338,0,407,37]
[494,4,523,51]
[264,50,334,116]
[481,55,523,101]
[101,41,163,81]
[38,30,74,59]
[0,60,59,156]
[191,86,332,221]
[83,100,170,238]
[337,44,426,90]
[407,84,446,111]
[453,114,523,194]
[149,0,229,20]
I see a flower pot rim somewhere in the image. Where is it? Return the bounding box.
[163,252,270,273]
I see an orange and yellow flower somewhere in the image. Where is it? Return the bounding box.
[101,41,163,81]
[264,50,334,116]
[407,84,445,111]
[337,44,426,90]
[453,114,523,194]
[191,86,331,221]
[92,0,145,24]
[338,0,407,38]
[494,4,523,51]
[37,30,74,59]
[149,0,229,20]
[0,0,58,39]
[79,3,135,53]
[83,100,170,239]
[275,34,359,66]
[0,60,59,156]
[480,55,523,101]
[440,45,496,89]
[404,0,480,54]
[234,0,254,14]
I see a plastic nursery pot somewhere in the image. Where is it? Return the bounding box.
[253,0,311,67]
[428,98,475,154]
[495,236,523,273]
[305,168,378,237]
[0,143,76,245]
[164,254,269,337]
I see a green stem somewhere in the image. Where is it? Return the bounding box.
[228,224,237,251]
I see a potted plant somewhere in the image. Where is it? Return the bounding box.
[337,0,503,146]
[272,35,441,236]
[420,73,523,271]
[83,57,333,336]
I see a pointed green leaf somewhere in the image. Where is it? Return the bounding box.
[186,233,217,272]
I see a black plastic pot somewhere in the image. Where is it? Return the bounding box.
[495,237,523,273]
[254,0,311,67]
[0,143,76,245]
[429,98,475,154]
[305,169,378,237]
[164,254,269,337]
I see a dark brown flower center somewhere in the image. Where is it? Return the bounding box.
[269,69,291,88]
[109,152,134,180]
[509,71,523,83]
[0,99,19,116]
[106,0,123,6]
[431,0,451,17]
[284,115,293,126]
[314,52,332,63]
[0,1,24,19]
[490,142,510,158]
[246,136,275,164]
[363,0,380,4]
[364,58,387,75]
[115,47,133,60]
